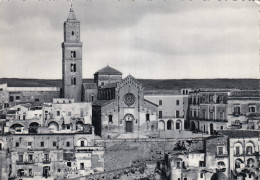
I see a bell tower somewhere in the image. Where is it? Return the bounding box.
[61,5,82,102]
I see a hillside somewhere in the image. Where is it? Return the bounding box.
[0,78,259,90]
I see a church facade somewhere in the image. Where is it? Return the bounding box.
[61,7,158,138]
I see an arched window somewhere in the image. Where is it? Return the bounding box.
[146,114,150,122]
[246,146,253,155]
[108,115,113,124]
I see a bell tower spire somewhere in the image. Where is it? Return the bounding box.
[61,5,83,102]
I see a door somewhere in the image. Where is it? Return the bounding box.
[126,121,133,133]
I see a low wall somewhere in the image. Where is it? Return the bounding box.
[95,138,204,171]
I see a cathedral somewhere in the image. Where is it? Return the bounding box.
[61,6,158,138]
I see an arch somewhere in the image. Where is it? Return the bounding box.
[235,158,244,169]
[210,123,214,135]
[158,120,165,131]
[76,121,84,131]
[29,122,39,134]
[234,142,243,156]
[210,172,228,180]
[176,120,182,130]
[77,137,88,147]
[10,123,24,132]
[245,142,255,155]
[191,121,196,132]
[48,121,59,131]
[167,120,173,130]
[247,158,255,167]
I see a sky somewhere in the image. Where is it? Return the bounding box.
[0,0,259,79]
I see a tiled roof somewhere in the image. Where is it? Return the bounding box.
[218,130,260,138]
[82,83,97,89]
[92,99,115,106]
[94,65,122,75]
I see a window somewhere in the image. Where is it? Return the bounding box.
[57,111,60,116]
[235,146,240,155]
[202,111,206,119]
[234,106,240,115]
[4,103,9,108]
[72,31,74,35]
[159,111,162,118]
[71,77,76,85]
[159,100,162,105]
[193,111,196,118]
[44,154,49,160]
[40,142,44,147]
[91,95,94,102]
[28,154,33,161]
[176,122,180,129]
[219,95,223,103]
[9,96,14,102]
[23,115,26,120]
[0,143,2,150]
[146,114,150,121]
[218,161,225,166]
[176,100,179,105]
[71,51,76,58]
[177,162,180,168]
[209,112,214,120]
[18,154,23,162]
[35,98,39,102]
[199,161,205,167]
[209,95,213,102]
[218,147,224,155]
[71,63,76,72]
[16,96,20,100]
[53,141,57,147]
[221,126,223,130]
[109,115,113,124]
[249,174,252,178]
[29,169,32,176]
[184,178,187,180]
[249,106,256,113]
[66,142,70,147]
[81,141,84,147]
[16,142,19,147]
[80,163,84,170]
[246,146,253,155]
[67,162,71,167]
[176,110,180,118]
[200,173,203,178]
[67,125,70,129]
[28,142,32,146]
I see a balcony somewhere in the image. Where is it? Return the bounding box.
[74,146,104,152]
[42,159,51,164]
[16,160,35,165]
[215,153,229,158]
[216,168,226,172]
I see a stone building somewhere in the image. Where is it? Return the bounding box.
[227,90,260,130]
[0,98,104,180]
[144,89,190,131]
[92,74,158,138]
[188,89,231,135]
[61,6,83,102]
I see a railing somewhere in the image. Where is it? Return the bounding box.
[42,159,51,164]
[74,146,104,152]
[16,160,35,165]
[215,153,229,158]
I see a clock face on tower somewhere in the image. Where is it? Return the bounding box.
[124,93,135,106]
